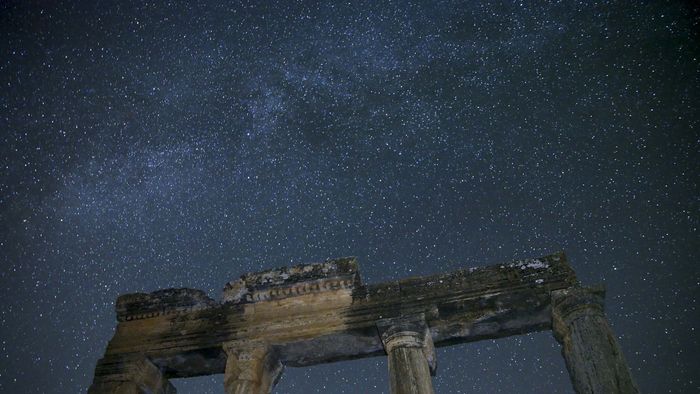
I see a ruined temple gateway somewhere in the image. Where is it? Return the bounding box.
[89,252,639,393]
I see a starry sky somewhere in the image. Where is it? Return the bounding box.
[1,1,698,393]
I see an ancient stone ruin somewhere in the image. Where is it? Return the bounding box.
[89,252,639,393]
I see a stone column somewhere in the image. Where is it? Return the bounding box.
[88,356,176,394]
[552,286,639,394]
[223,341,284,394]
[377,316,436,394]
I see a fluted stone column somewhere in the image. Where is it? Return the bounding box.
[378,316,436,394]
[552,286,639,394]
[223,341,284,394]
[88,356,176,394]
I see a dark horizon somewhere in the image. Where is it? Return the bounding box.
[1,1,698,393]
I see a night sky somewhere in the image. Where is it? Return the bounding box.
[1,1,698,393]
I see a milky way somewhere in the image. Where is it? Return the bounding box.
[1,1,698,393]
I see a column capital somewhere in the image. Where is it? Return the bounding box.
[381,330,426,353]
[222,340,283,394]
[223,340,273,361]
[377,314,436,375]
[551,285,605,343]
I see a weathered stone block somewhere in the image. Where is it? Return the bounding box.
[222,257,361,304]
[116,288,216,322]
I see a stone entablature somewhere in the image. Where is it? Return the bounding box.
[90,252,638,394]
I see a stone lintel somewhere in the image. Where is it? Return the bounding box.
[95,252,578,379]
